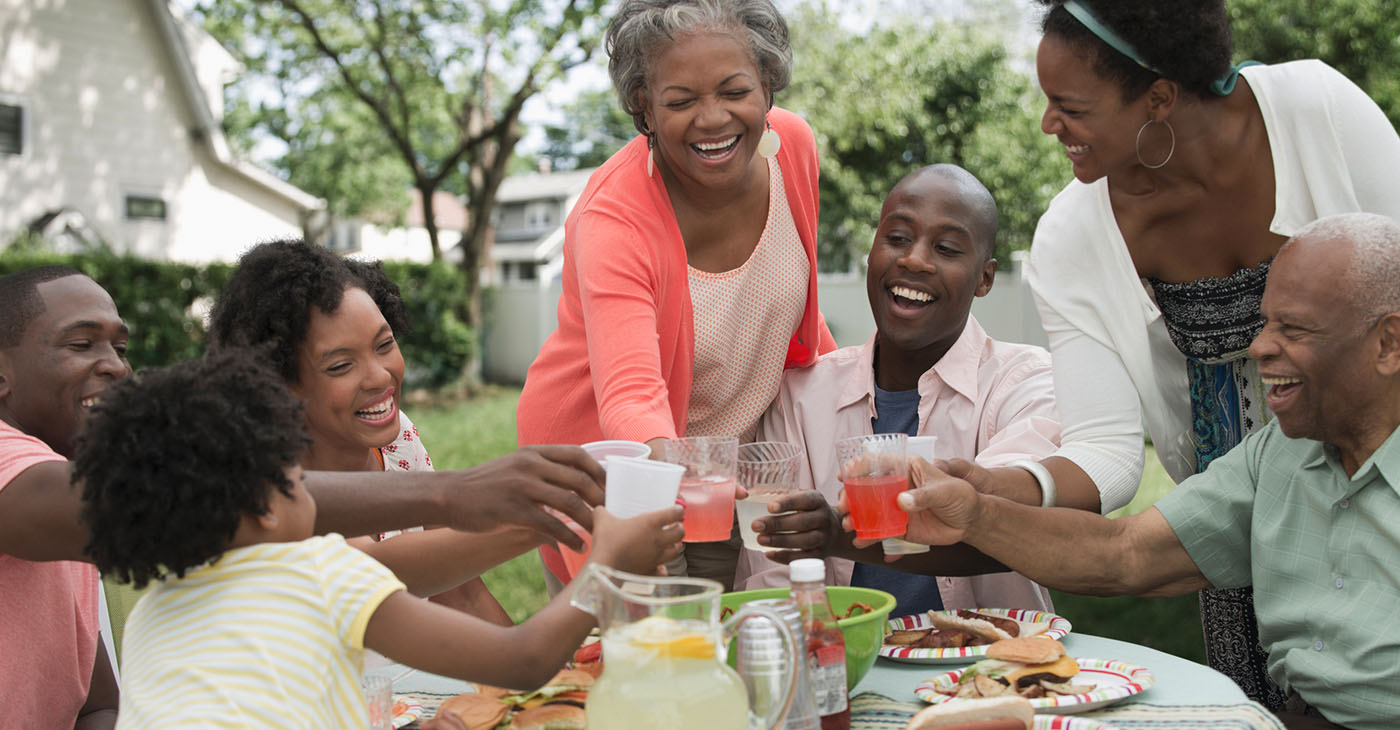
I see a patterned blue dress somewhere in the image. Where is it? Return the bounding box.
[1147,260,1286,709]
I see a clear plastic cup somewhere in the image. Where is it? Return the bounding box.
[663,436,740,543]
[361,673,393,730]
[735,441,804,551]
[836,433,909,540]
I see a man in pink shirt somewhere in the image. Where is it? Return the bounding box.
[0,267,123,729]
[740,165,1086,613]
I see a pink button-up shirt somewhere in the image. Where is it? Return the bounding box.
[738,315,1061,611]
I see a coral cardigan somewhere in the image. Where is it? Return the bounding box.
[517,107,835,447]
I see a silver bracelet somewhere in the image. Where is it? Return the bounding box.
[1009,459,1056,508]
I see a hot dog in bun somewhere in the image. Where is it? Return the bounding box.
[904,696,1033,730]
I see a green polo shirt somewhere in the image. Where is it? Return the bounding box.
[1156,420,1400,730]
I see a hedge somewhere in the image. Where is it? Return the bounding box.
[0,252,475,389]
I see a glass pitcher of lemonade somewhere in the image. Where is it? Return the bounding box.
[572,564,798,730]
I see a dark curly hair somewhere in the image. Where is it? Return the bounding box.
[1037,0,1233,100]
[206,239,410,384]
[76,350,312,588]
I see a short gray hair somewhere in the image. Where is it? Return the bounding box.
[605,0,792,134]
[1294,212,1400,323]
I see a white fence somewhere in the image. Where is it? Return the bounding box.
[480,260,1048,385]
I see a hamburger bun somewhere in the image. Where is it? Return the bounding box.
[511,703,587,730]
[904,696,1034,730]
[986,637,1063,665]
[542,668,595,691]
[433,692,510,730]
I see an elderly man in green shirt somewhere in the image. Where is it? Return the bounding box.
[862,212,1400,730]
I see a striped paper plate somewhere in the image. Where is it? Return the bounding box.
[914,657,1155,714]
[880,608,1072,664]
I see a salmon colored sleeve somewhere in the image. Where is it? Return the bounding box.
[815,310,837,355]
[570,210,682,443]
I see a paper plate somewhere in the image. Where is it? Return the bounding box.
[390,695,423,729]
[881,608,1072,664]
[1033,716,1120,729]
[914,657,1154,714]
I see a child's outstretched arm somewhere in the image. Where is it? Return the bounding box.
[363,505,683,691]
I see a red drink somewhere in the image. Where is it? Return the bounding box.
[843,473,909,540]
[678,476,737,542]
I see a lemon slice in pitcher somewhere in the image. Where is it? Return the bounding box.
[629,616,717,659]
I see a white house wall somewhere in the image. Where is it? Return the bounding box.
[164,146,312,262]
[356,223,458,265]
[0,0,307,262]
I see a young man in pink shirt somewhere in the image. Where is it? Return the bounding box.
[0,267,123,729]
[740,165,1082,614]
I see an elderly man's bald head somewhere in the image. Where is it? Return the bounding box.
[1289,213,1400,326]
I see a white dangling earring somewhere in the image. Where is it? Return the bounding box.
[640,116,656,178]
[757,121,781,159]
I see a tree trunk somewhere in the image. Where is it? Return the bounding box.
[418,180,443,262]
[457,121,521,388]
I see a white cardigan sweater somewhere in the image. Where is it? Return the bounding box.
[1028,60,1400,506]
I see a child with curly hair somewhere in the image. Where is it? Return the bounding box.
[77,351,682,729]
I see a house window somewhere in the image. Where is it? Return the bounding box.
[524,201,555,230]
[124,195,167,220]
[517,262,537,281]
[0,103,22,156]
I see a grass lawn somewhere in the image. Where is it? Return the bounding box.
[419,387,1206,662]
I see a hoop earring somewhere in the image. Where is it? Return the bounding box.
[1136,118,1175,169]
[646,134,655,178]
[757,119,781,159]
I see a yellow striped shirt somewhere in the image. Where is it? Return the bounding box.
[116,535,404,729]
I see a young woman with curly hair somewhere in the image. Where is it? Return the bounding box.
[207,240,523,626]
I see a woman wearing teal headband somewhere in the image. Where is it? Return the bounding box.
[924,0,1400,718]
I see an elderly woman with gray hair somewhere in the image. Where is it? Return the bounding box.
[517,0,834,591]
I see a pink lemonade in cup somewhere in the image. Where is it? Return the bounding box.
[836,433,909,541]
[678,475,738,542]
[843,473,910,540]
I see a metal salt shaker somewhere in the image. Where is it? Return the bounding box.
[735,598,821,730]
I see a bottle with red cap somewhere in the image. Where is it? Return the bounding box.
[789,558,850,730]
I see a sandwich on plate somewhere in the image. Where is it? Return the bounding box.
[940,637,1093,700]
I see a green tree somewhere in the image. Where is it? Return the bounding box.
[784,5,1066,271]
[1229,0,1400,128]
[194,0,609,382]
[538,86,635,171]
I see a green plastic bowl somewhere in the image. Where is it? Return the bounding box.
[720,585,897,690]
